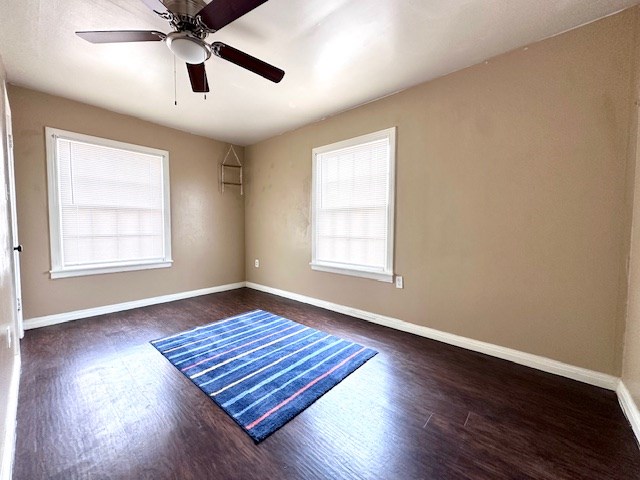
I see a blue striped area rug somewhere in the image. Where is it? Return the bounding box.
[151,310,377,443]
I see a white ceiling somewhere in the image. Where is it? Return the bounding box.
[0,0,637,146]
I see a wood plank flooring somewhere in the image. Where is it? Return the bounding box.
[13,288,640,479]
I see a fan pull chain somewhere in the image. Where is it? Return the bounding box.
[173,55,177,106]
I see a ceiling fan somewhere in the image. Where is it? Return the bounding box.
[76,0,284,93]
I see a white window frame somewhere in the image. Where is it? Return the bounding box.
[310,127,396,283]
[46,127,173,279]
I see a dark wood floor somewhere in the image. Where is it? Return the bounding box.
[13,288,640,479]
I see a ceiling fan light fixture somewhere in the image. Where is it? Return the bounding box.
[166,32,211,64]
[76,0,285,93]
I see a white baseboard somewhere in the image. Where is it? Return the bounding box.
[246,282,619,391]
[22,279,620,391]
[24,282,246,330]
[617,381,640,447]
[1,354,20,480]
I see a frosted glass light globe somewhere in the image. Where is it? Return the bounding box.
[166,32,211,64]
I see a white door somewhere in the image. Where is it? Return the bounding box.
[4,89,23,338]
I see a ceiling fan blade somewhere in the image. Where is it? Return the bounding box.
[187,63,210,92]
[212,42,284,83]
[197,0,268,31]
[140,0,169,14]
[76,31,166,43]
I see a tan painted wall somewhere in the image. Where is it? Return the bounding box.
[623,9,640,408]
[9,85,245,319]
[245,9,639,375]
[0,58,20,476]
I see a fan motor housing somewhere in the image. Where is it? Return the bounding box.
[162,0,208,17]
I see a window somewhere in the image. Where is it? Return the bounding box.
[46,127,172,278]
[311,127,396,282]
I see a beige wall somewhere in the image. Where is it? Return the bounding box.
[0,58,20,477]
[623,9,640,408]
[6,8,639,383]
[9,85,245,319]
[245,9,639,375]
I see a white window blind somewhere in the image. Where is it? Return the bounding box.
[46,128,172,278]
[311,127,395,282]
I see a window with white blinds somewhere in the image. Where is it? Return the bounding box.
[311,127,395,282]
[46,127,172,278]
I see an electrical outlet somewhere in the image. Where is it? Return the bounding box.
[5,326,11,350]
[395,275,404,289]
[254,259,260,268]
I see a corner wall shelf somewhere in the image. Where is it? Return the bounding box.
[221,145,243,195]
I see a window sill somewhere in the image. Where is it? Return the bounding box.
[310,262,393,283]
[50,260,173,279]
